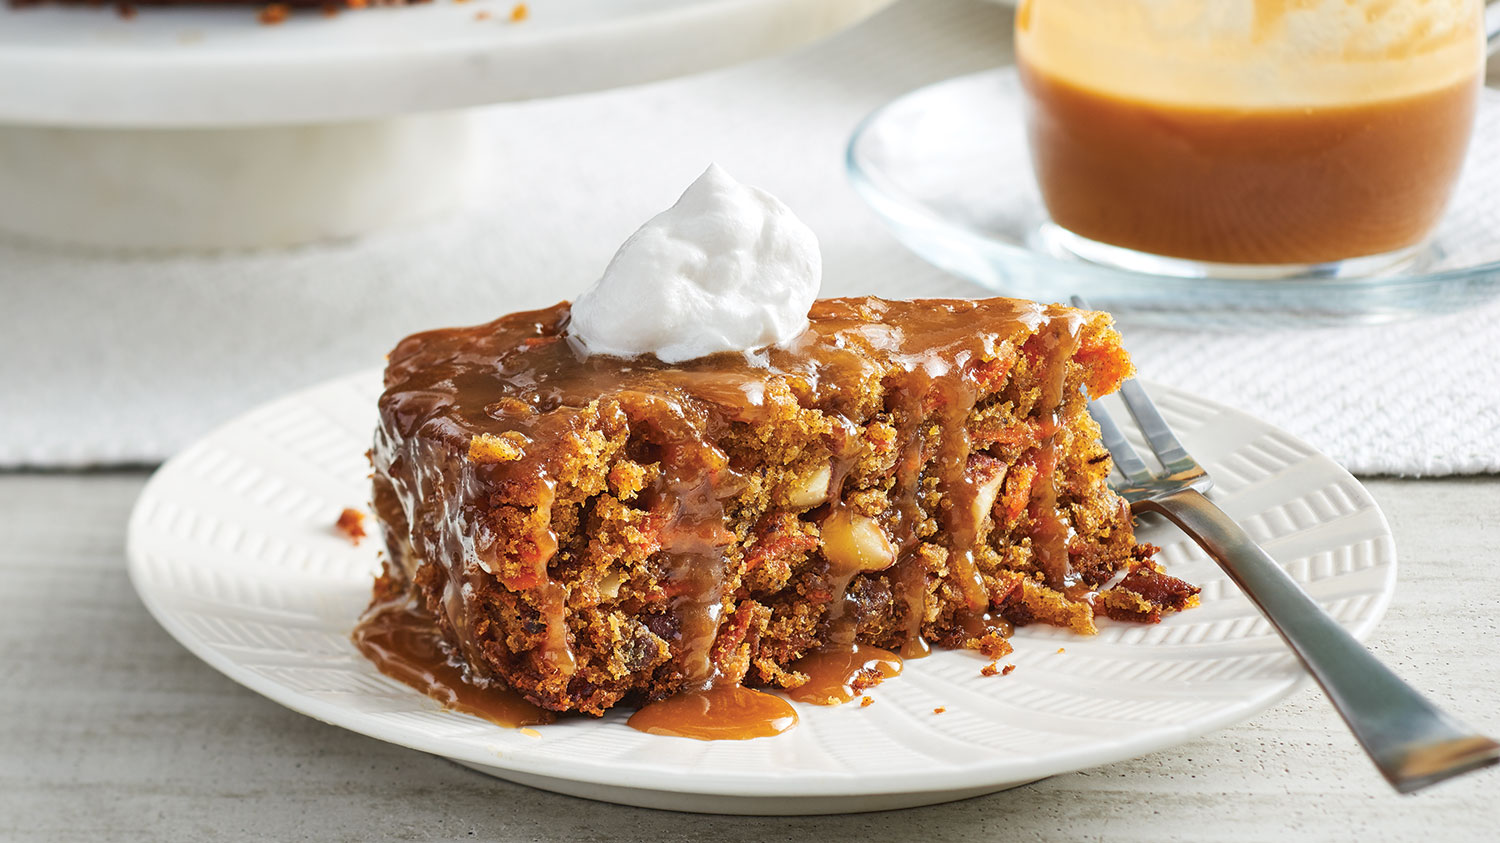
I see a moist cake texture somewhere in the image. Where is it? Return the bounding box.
[366,296,1198,716]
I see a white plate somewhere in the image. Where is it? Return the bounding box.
[0,0,895,126]
[127,369,1396,815]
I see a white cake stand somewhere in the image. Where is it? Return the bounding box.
[0,0,895,249]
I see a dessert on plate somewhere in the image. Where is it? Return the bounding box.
[356,166,1198,738]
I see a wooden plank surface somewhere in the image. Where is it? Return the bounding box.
[1,471,1495,841]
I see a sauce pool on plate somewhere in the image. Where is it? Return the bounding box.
[786,642,903,706]
[352,600,555,729]
[355,601,914,740]
[627,686,799,741]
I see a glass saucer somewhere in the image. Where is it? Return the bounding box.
[846,68,1500,327]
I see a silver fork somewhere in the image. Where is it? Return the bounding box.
[1073,296,1500,794]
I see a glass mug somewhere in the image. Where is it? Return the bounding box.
[1015,0,1497,278]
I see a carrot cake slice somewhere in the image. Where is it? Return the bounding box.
[357,166,1197,727]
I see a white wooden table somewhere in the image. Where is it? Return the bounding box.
[2,471,1496,840]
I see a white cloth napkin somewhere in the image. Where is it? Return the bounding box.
[2,0,1497,475]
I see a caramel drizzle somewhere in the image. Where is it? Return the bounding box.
[923,376,989,611]
[372,297,1093,737]
[522,477,578,677]
[655,449,738,687]
[814,426,873,650]
[875,315,1082,651]
[877,357,1007,653]
[1024,316,1084,589]
[957,609,1015,640]
[891,559,932,659]
[886,375,935,654]
[787,643,902,706]
[615,390,746,689]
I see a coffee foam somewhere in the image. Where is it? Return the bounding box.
[1017,0,1482,107]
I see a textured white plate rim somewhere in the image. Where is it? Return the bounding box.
[126,368,1396,801]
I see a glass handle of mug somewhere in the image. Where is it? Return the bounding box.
[1488,1,1500,55]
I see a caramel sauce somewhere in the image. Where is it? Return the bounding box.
[900,635,932,660]
[1019,62,1480,265]
[956,610,1015,641]
[371,297,1094,735]
[787,643,903,706]
[892,555,933,659]
[377,299,1074,681]
[626,686,798,741]
[1061,575,1096,603]
[352,599,555,729]
[1019,324,1079,590]
[653,447,740,687]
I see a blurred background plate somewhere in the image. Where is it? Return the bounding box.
[0,0,896,126]
[0,0,898,250]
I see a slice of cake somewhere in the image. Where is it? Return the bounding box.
[357,166,1197,728]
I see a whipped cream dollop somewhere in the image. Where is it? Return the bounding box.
[568,164,821,363]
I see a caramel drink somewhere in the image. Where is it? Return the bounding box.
[1016,0,1485,270]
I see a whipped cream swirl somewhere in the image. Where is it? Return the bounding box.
[568,164,821,363]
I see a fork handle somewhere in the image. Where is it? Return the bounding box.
[1141,488,1500,794]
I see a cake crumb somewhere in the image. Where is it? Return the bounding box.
[932,707,946,715]
[980,662,999,677]
[859,696,874,707]
[1002,663,1016,676]
[475,9,490,19]
[518,727,542,738]
[335,508,367,545]
[258,3,289,24]
[1056,647,1066,654]
[509,2,528,21]
[468,431,528,463]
